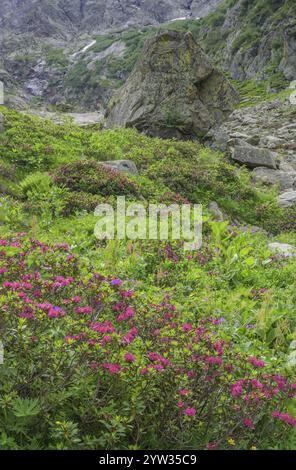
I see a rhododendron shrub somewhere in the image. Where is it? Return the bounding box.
[0,236,295,450]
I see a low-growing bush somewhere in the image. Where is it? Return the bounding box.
[53,160,140,198]
[63,191,107,215]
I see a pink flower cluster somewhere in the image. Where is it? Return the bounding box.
[272,411,296,427]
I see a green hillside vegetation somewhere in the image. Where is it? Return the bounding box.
[0,100,296,450]
[0,106,293,231]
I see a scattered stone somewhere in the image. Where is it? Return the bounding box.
[205,128,230,151]
[106,30,239,139]
[25,110,104,126]
[100,160,138,175]
[208,201,224,221]
[245,135,261,146]
[278,191,296,208]
[231,144,277,169]
[259,136,285,149]
[252,168,296,191]
[268,242,296,258]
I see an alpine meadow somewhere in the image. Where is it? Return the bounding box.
[0,0,296,454]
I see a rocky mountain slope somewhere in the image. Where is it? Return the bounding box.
[0,1,222,110]
[193,0,296,82]
[206,95,296,208]
[1,0,296,112]
[0,1,222,36]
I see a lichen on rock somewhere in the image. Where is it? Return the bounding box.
[105,30,239,139]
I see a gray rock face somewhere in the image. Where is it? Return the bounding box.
[252,168,296,191]
[194,1,296,83]
[207,98,296,202]
[278,191,296,208]
[0,1,223,39]
[280,26,296,81]
[231,145,277,170]
[268,243,296,258]
[105,30,239,138]
[208,201,224,221]
[0,0,223,110]
[100,160,138,175]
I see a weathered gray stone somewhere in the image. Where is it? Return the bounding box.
[231,144,277,169]
[208,201,224,221]
[246,135,261,146]
[280,27,296,80]
[100,160,138,175]
[252,168,296,191]
[278,191,296,208]
[106,30,239,139]
[205,128,230,151]
[268,242,296,258]
[259,136,286,149]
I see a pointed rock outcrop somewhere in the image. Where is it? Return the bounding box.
[105,30,239,139]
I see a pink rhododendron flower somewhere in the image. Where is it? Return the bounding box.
[231,380,244,398]
[48,307,65,318]
[248,356,265,368]
[122,327,138,345]
[19,311,35,319]
[187,370,196,379]
[102,363,121,374]
[205,356,222,366]
[117,306,135,322]
[272,411,296,427]
[91,321,115,334]
[124,352,136,363]
[184,407,196,416]
[243,419,255,429]
[37,303,53,311]
[251,379,264,390]
[179,389,190,396]
[207,443,218,450]
[120,289,134,298]
[101,335,112,345]
[75,306,92,315]
[182,323,193,332]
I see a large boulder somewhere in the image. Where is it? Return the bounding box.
[268,243,296,258]
[105,30,239,139]
[100,160,138,175]
[231,144,277,169]
[278,191,296,208]
[252,168,296,191]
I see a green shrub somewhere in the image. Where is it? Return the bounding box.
[20,172,53,198]
[53,160,139,197]
[20,172,69,224]
[63,191,106,215]
[0,107,88,170]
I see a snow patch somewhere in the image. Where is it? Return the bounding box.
[169,17,188,22]
[71,40,96,58]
